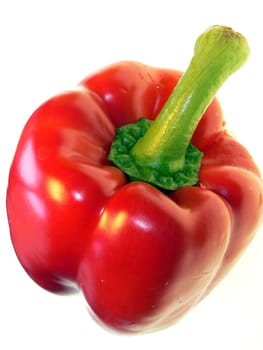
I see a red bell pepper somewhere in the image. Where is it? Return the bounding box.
[6,25,263,333]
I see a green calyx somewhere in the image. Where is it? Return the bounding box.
[108,25,250,191]
[108,118,203,190]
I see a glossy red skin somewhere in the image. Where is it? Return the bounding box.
[6,61,263,333]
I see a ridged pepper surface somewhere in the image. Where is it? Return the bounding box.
[6,26,263,333]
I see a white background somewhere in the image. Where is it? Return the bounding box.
[0,1,262,349]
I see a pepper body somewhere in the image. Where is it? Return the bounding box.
[6,61,263,333]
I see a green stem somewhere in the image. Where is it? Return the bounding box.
[131,25,250,175]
